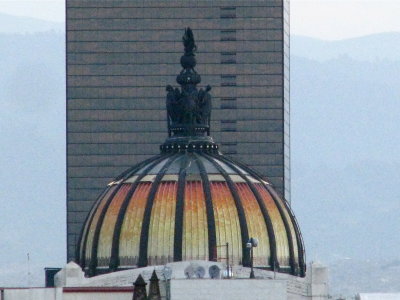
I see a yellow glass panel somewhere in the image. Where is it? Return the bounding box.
[210,182,242,265]
[235,183,270,267]
[119,182,152,266]
[267,186,300,262]
[85,186,117,262]
[256,184,291,267]
[183,181,208,261]
[97,184,131,266]
[79,188,109,260]
[148,181,177,265]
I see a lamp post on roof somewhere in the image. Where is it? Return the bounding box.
[246,237,259,279]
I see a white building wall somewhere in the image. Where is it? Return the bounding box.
[0,261,329,300]
[1,288,62,300]
[309,263,329,300]
[0,289,133,300]
[63,292,132,300]
[357,294,400,300]
[171,279,287,300]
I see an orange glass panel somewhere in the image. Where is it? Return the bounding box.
[210,182,242,265]
[235,183,270,267]
[119,182,152,266]
[97,184,131,266]
[148,181,178,265]
[79,188,109,260]
[255,184,291,267]
[183,181,208,261]
[85,186,117,263]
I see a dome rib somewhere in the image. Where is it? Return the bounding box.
[87,155,167,275]
[138,154,180,267]
[76,187,111,268]
[113,154,162,182]
[88,183,123,275]
[109,154,174,271]
[77,154,164,270]
[212,153,279,271]
[173,153,189,261]
[264,183,306,276]
[221,154,305,276]
[193,153,217,262]
[199,153,251,267]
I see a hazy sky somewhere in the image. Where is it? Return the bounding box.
[291,0,400,39]
[0,0,399,40]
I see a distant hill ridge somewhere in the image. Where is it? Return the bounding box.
[292,32,400,61]
[0,13,63,33]
[1,11,399,62]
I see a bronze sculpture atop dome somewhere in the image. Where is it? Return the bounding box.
[166,27,212,138]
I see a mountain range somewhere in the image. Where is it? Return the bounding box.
[292,33,400,61]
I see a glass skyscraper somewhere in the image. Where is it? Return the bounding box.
[66,0,290,261]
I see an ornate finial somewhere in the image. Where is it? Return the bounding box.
[182,27,197,56]
[148,270,161,300]
[178,27,200,83]
[133,274,148,300]
[165,28,212,139]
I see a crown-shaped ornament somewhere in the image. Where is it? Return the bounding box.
[165,28,212,138]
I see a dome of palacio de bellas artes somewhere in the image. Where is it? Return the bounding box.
[76,28,306,278]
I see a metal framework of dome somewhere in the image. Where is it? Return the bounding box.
[76,28,306,277]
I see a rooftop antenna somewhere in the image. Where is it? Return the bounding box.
[27,253,31,287]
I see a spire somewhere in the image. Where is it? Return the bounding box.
[148,270,161,300]
[165,27,212,138]
[133,274,148,300]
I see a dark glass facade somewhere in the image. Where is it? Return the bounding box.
[66,0,290,261]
